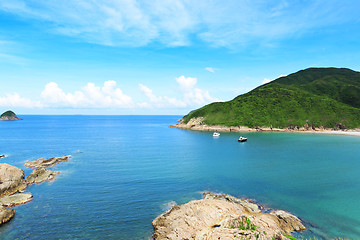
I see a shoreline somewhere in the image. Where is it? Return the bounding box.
[170,120,360,137]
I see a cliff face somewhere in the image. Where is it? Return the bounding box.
[0,111,22,121]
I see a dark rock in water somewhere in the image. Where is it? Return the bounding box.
[0,155,6,159]
[26,168,60,184]
[0,164,27,198]
[0,110,22,121]
[0,206,15,224]
[25,155,71,168]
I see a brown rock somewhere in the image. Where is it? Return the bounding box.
[0,206,15,225]
[0,163,27,197]
[26,167,60,184]
[25,155,71,168]
[152,193,305,240]
[270,210,306,233]
[0,193,33,207]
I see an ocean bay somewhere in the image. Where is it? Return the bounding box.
[0,115,359,239]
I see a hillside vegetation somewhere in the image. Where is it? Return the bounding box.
[183,68,360,129]
[1,110,17,118]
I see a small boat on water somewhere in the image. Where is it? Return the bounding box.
[238,136,247,142]
[213,132,220,137]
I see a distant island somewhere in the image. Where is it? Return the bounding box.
[0,111,22,121]
[172,67,360,132]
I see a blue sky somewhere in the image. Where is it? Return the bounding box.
[0,0,360,115]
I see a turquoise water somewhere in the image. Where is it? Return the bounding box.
[0,115,360,239]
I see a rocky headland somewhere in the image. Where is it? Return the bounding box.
[0,155,71,225]
[0,110,22,121]
[171,117,360,136]
[153,192,306,240]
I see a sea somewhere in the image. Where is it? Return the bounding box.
[0,115,359,240]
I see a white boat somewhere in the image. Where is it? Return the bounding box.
[238,136,247,142]
[213,132,220,137]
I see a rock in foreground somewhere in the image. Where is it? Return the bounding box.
[0,193,33,207]
[0,164,27,198]
[0,206,15,224]
[0,110,22,121]
[152,192,305,240]
[26,168,60,184]
[25,155,71,168]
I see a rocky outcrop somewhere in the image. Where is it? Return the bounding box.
[26,168,60,184]
[0,164,27,198]
[0,193,33,207]
[0,110,22,121]
[0,155,6,159]
[25,155,71,168]
[0,154,70,226]
[0,206,15,224]
[170,117,360,133]
[152,192,305,240]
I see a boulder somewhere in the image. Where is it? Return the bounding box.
[152,193,305,240]
[270,210,306,233]
[0,193,33,207]
[0,155,6,159]
[0,164,27,197]
[26,167,60,184]
[0,206,15,224]
[25,155,71,168]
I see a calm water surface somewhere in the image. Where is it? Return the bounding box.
[0,115,359,239]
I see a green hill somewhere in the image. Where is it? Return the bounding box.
[0,110,22,121]
[182,68,360,129]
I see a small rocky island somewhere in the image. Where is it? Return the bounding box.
[0,155,71,225]
[0,110,22,121]
[153,192,306,240]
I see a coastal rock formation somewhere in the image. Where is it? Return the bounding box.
[152,192,305,240]
[0,155,6,159]
[0,154,70,225]
[0,206,15,224]
[0,193,33,207]
[26,168,60,184]
[171,118,360,134]
[25,155,71,168]
[0,164,27,198]
[0,110,22,121]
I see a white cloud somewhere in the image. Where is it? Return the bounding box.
[139,76,219,109]
[176,75,197,90]
[262,78,272,84]
[0,0,358,47]
[138,84,162,103]
[41,81,133,108]
[0,93,43,108]
[262,74,287,84]
[205,67,215,73]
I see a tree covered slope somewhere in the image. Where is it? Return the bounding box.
[183,68,360,129]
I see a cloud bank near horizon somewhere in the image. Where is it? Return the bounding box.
[0,76,219,110]
[0,0,358,48]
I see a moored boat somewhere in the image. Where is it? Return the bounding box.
[238,136,247,142]
[213,132,220,137]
